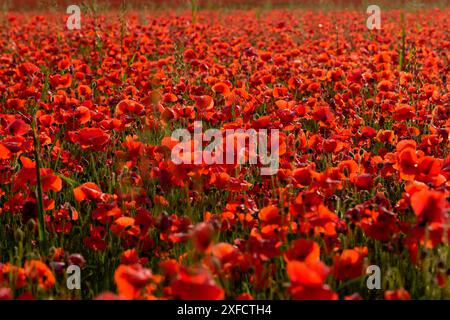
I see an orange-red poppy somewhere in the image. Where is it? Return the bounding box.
[73,182,104,202]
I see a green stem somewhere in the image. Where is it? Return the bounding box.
[399,12,406,71]
[32,114,47,251]
[190,0,198,24]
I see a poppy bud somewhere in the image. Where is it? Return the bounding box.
[14,228,24,242]
[26,219,37,233]
[0,287,12,300]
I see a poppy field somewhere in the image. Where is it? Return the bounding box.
[0,1,449,301]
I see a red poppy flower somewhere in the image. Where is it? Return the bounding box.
[83,225,107,251]
[0,143,12,160]
[353,173,374,190]
[361,210,400,242]
[193,95,214,110]
[410,190,447,225]
[73,182,104,202]
[0,287,12,300]
[384,288,410,300]
[74,106,91,124]
[171,266,224,300]
[212,82,231,96]
[111,217,140,238]
[95,292,123,300]
[292,168,313,187]
[0,263,26,289]
[258,205,280,224]
[287,260,337,300]
[116,99,146,117]
[159,259,180,279]
[46,204,78,233]
[192,222,215,253]
[332,247,367,281]
[6,119,30,136]
[70,128,110,151]
[338,160,358,178]
[120,249,148,265]
[211,242,239,265]
[24,260,55,291]
[114,264,153,300]
[92,203,122,224]
[287,260,329,287]
[17,62,40,77]
[284,239,320,264]
[396,147,418,180]
[236,293,253,300]
[77,85,92,97]
[13,166,62,193]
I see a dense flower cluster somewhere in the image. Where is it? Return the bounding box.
[0,6,448,300]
